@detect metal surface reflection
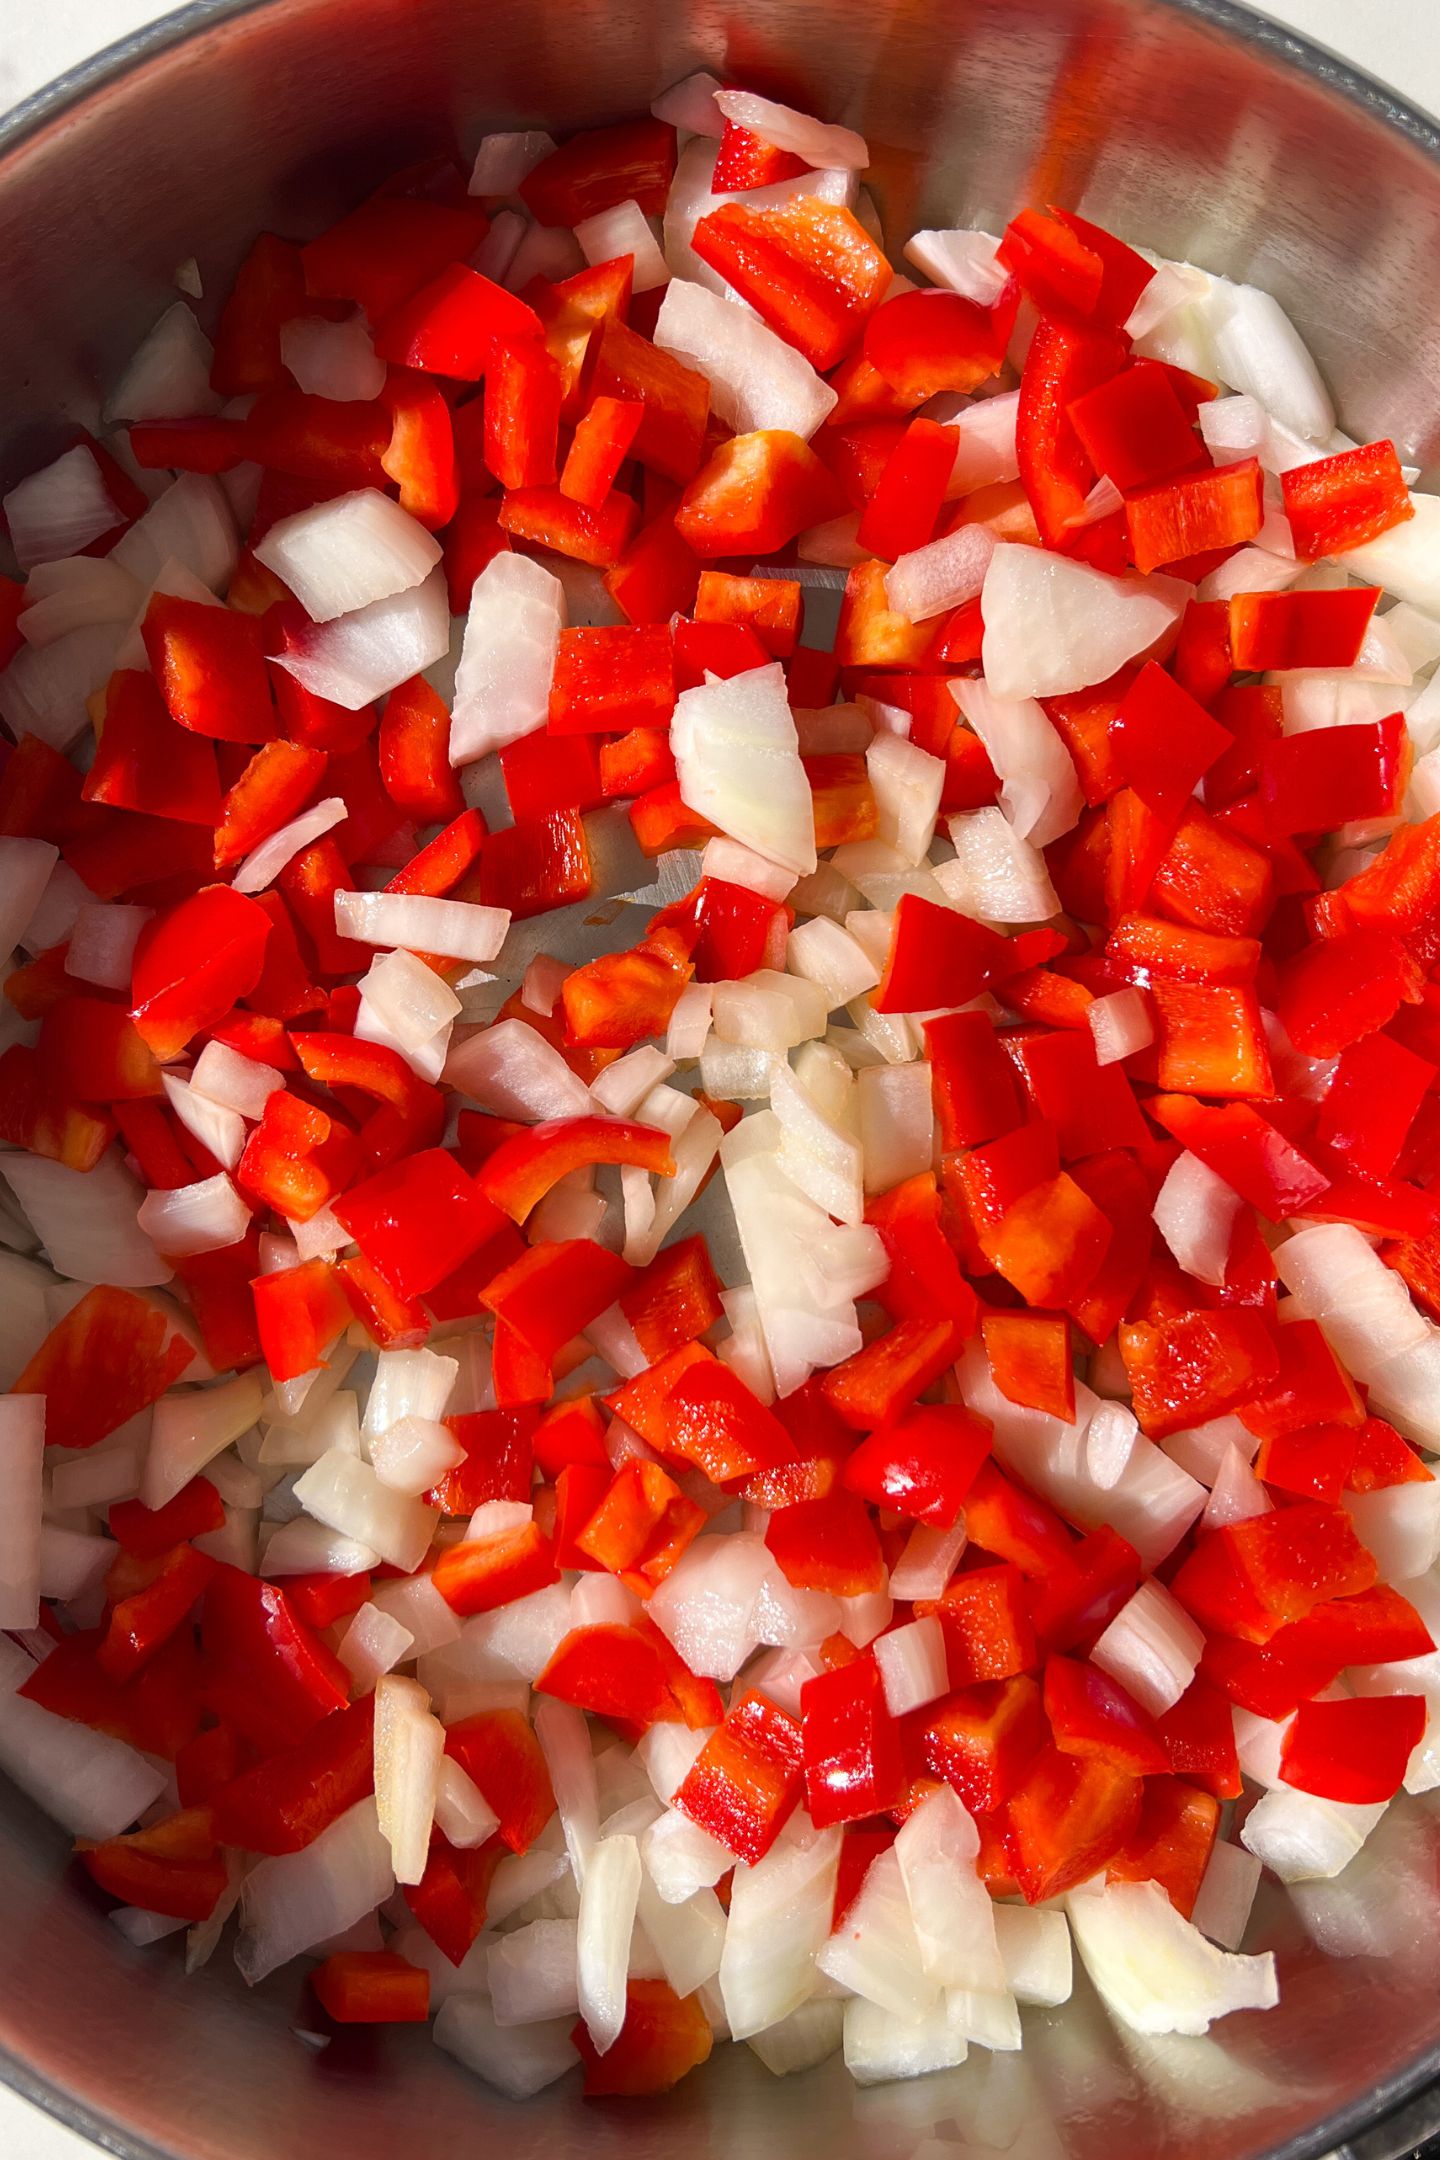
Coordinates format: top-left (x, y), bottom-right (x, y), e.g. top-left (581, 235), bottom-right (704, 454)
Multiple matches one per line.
top-left (2, 3), bottom-right (1440, 2157)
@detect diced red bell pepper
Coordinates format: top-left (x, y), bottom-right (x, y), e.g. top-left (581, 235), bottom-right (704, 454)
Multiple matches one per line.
top-left (212, 739), bottom-right (327, 869)
top-left (842, 1403), bottom-right (990, 1526)
top-left (334, 1149), bottom-right (508, 1300)
top-left (1144, 977), bottom-right (1274, 1098)
top-left (711, 117), bottom-right (808, 190)
top-left (1153, 1678), bottom-right (1242, 1800)
top-left (21, 1628), bottom-right (203, 1762)
top-left (1279, 1695), bottom-right (1426, 1805)
top-left (99, 1542), bottom-right (216, 1683)
top-left (874, 894), bottom-right (1016, 1012)
top-left (0, 731), bottom-right (91, 843)
top-left (13, 1286), bottom-right (194, 1452)
top-left (1044, 1654), bottom-right (1169, 1775)
top-left (692, 198), bottom-right (890, 371)
top-left (571, 1977), bottom-right (712, 2097)
top-left (765, 1489), bottom-right (887, 1595)
top-left (533, 1395), bottom-right (611, 1479)
top-left (561, 926), bottom-right (694, 1048)
top-left (1016, 317), bottom-right (1129, 546)
top-left (1110, 660), bottom-right (1232, 818)
top-left (211, 231), bottom-right (308, 394)
top-left (312, 1950), bottom-right (430, 2024)
top-left (1236, 1319), bottom-right (1362, 1441)
top-left (498, 481), bottom-right (639, 568)
top-left (1316, 1031), bottom-right (1434, 1181)
top-left (1066, 362), bottom-right (1202, 492)
top-left (694, 569), bottom-right (802, 658)
top-left (110, 1478), bottom-right (226, 1560)
top-left (1347, 1418), bottom-right (1434, 1493)
top-left (998, 206), bottom-right (1106, 315)
top-left (301, 192), bottom-right (488, 318)
top-left (473, 806), bottom-right (593, 920)
top-left (618, 1235), bottom-right (724, 1363)
top-left (237, 1087), bottom-right (355, 1221)
top-left (547, 624), bottom-right (676, 734)
top-left (1005, 1027), bottom-right (1148, 1161)
top-left (445, 1708), bottom-right (556, 1852)
top-left (372, 264), bottom-right (543, 380)
top-left (588, 318), bottom-right (711, 484)
top-left (605, 508), bottom-right (702, 624)
top-left (863, 1172), bottom-right (977, 1330)
top-left (1281, 439), bottom-right (1413, 561)
top-left (915, 1672), bottom-right (1045, 1817)
top-left (376, 675), bottom-right (462, 823)
top-left (561, 395), bottom-right (645, 509)
top-left (520, 118), bottom-right (676, 223)
top-left (1107, 1776), bottom-right (1219, 1918)
top-left (427, 1408), bottom-right (536, 1513)
top-left (35, 996), bottom-right (165, 1104)
top-left (924, 1011), bottom-right (1024, 1149)
top-left (856, 418), bottom-right (956, 560)
top-left (1170, 1501), bottom-right (1377, 1645)
top-left (482, 1239), bottom-right (634, 1367)
top-left (83, 669), bottom-right (223, 826)
top-left (1275, 926), bottom-right (1418, 1058)
top-left (674, 427), bottom-right (845, 557)
top-left (404, 1834), bottom-right (504, 1966)
top-left (336, 1253), bottom-right (432, 1349)
top-left (536, 1622), bottom-right (680, 1733)
top-left (671, 616), bottom-right (772, 690)
top-left (962, 1458), bottom-right (1077, 1579)
top-left (380, 370), bottom-right (461, 528)
top-left (1229, 585), bottom-right (1380, 671)
top-left (284, 1571), bottom-right (371, 1633)
top-left (1119, 1307), bottom-right (1277, 1439)
top-left (477, 1115), bottom-right (674, 1224)
top-left (575, 1458), bottom-right (705, 1594)
top-left (0, 1045), bottom-right (112, 1171)
top-left (979, 1172), bottom-right (1113, 1310)
top-left (1124, 458), bottom-right (1263, 574)
top-left (130, 885), bottom-right (273, 1060)
top-left (201, 1565), bottom-right (351, 1754)
top-left (1262, 712), bottom-right (1407, 838)
top-left (77, 1807), bottom-right (227, 1924)
top-left (211, 1694), bottom-right (376, 1854)
top-left (441, 493), bottom-right (510, 613)
top-left (244, 388), bottom-right (391, 490)
top-left (822, 1315), bottom-right (971, 1432)
top-left (982, 1310), bottom-right (1075, 1421)
top-left (432, 1520), bottom-right (559, 1616)
top-left (1253, 1423), bottom-right (1363, 1508)
top-left (175, 1724), bottom-right (242, 1809)
top-left (865, 287), bottom-right (1013, 403)
top-left (919, 1563), bottom-right (1037, 1688)
top-left (170, 1231), bottom-right (265, 1373)
top-left (1002, 1745), bottom-right (1143, 1904)
top-left (800, 1655), bottom-right (906, 1827)
top-left (675, 1688), bottom-right (804, 1862)
top-left (1148, 1095), bottom-right (1328, 1217)
top-left (251, 1258), bottom-right (353, 1382)
top-left (142, 596), bottom-right (278, 744)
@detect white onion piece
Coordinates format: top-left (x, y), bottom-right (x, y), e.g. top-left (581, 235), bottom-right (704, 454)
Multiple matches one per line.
top-left (641, 1806), bottom-right (732, 1905)
top-left (903, 228), bottom-right (1007, 305)
top-left (262, 1518), bottom-right (379, 1576)
top-left (894, 1786), bottom-right (1006, 1996)
top-left (337, 1603), bottom-right (414, 1688)
top-left (953, 677), bottom-right (1083, 848)
top-left (577, 1833), bottom-right (641, 2054)
top-left (451, 552), bottom-right (564, 765)
top-left (107, 303), bottom-right (221, 423)
top-left (980, 542), bottom-right (1186, 704)
top-left (355, 947), bottom-right (460, 1083)
top-left (237, 1798), bottom-right (393, 1984)
top-left (1091, 1581), bottom-right (1205, 1716)
top-left (487, 1916), bottom-right (581, 2024)
top-left (1208, 283), bottom-right (1335, 445)
top-left (1154, 1152), bottom-right (1242, 1288)
top-left (471, 209), bottom-right (528, 285)
top-left (256, 488), bottom-right (440, 623)
top-left (0, 622), bottom-right (123, 751)
top-left (1198, 392), bottom-right (1269, 466)
top-left (370, 1416), bottom-right (465, 1497)
top-left (3, 1152), bottom-right (170, 1288)
top-left (771, 1055), bottom-right (863, 1227)
top-left (992, 1906), bottom-right (1073, 2006)
top-left (468, 129), bottom-right (557, 193)
top-left (866, 733), bottom-right (943, 864)
top-left (278, 314), bottom-right (385, 401)
top-left (434, 1995), bottom-right (575, 2098)
top-left (335, 889), bottom-right (510, 963)
top-left (888, 1519), bottom-right (968, 1603)
top-left (1088, 986), bottom-right (1154, 1066)
top-left (873, 1616), bottom-right (949, 1717)
top-left (18, 557), bottom-right (142, 648)
top-left (111, 473), bottom-right (237, 592)
top-left (230, 796), bottom-right (346, 896)
top-left (445, 1016), bottom-right (593, 1121)
top-left (162, 1073), bottom-right (245, 1173)
top-left (885, 522), bottom-right (995, 624)
top-left (720, 1821), bottom-right (841, 2040)
top-left (654, 279), bottom-right (836, 440)
top-left (430, 1756), bottom-right (500, 1851)
top-left (817, 1846), bottom-right (936, 2018)
top-left (673, 662), bottom-right (817, 877)
top-left (1191, 1842), bottom-right (1263, 1952)
top-left (575, 199), bottom-right (669, 290)
top-left (589, 1046), bottom-right (676, 1119)
top-left (0, 837), bottom-right (60, 960)
top-left (636, 1877), bottom-right (725, 2000)
top-left (935, 807), bottom-right (1055, 926)
top-left (137, 1173), bottom-right (251, 1257)
top-left (189, 1039), bottom-right (284, 1121)
top-left (1240, 1786), bottom-right (1385, 1884)
top-left (786, 916), bottom-right (880, 1006)
top-left (0, 1396), bottom-right (45, 1628)
top-left (292, 1450), bottom-right (438, 1572)
top-left (651, 70), bottom-right (726, 136)
top-left (369, 1575), bottom-right (462, 1662)
top-left (271, 566), bottom-right (449, 709)
top-left (38, 1525), bottom-right (113, 1606)
top-left (145, 1373), bottom-right (264, 1506)
top-left (503, 220), bottom-right (585, 291)
top-left (712, 969), bottom-right (828, 1050)
top-left (373, 1673), bottom-right (443, 1885)
top-left (0, 1636), bottom-right (167, 1838)
top-left (5, 446), bottom-right (124, 569)
top-left (1204, 1445), bottom-right (1272, 1529)
top-left (1067, 1880), bottom-right (1277, 2035)
top-left (842, 1996), bottom-right (966, 2086)
top-left (1275, 1223), bottom-right (1431, 1372)
top-left (1341, 491), bottom-right (1440, 615)
top-left (944, 390), bottom-right (1020, 497)
top-left (535, 1696), bottom-right (600, 1888)
top-left (857, 1062), bottom-right (934, 1193)
top-left (701, 836), bottom-right (797, 901)
top-left (1345, 1482), bottom-right (1440, 1582)
top-left (713, 89), bottom-right (868, 171)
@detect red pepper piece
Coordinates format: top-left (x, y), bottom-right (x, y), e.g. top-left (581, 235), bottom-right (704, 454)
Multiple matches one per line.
top-left (533, 1395), bottom-right (611, 1479)
top-left (561, 927), bottom-right (694, 1048)
top-left (1347, 1418), bottom-right (1433, 1493)
top-left (1125, 458), bottom-right (1263, 574)
top-left (35, 996), bottom-right (165, 1103)
top-left (575, 1459), bottom-right (705, 1594)
top-left (856, 417), bottom-right (956, 560)
top-left (1143, 977), bottom-right (1273, 1098)
top-left (109, 1478), bottom-right (225, 1560)
top-left (77, 1807), bottom-right (227, 1924)
top-left (1154, 1678), bottom-right (1242, 1800)
top-left (864, 1171), bottom-right (977, 1328)
top-left (1107, 914), bottom-right (1260, 985)
top-left (404, 1834), bottom-right (504, 1966)
top-left (745, 1381), bottom-right (857, 1509)
top-left (1274, 926), bottom-right (1418, 1058)
top-left (334, 1149), bottom-right (507, 1300)
top-left (211, 1694), bottom-right (376, 1854)
top-left (373, 264), bottom-right (543, 380)
top-left (301, 195), bottom-right (488, 320)
top-left (982, 1310), bottom-right (1075, 1421)
top-left (1229, 585), bottom-right (1381, 670)
top-left (440, 493), bottom-right (510, 613)
top-left (1002, 1745), bottom-right (1143, 1904)
top-left (1237, 1319), bottom-right (1362, 1442)
top-left (130, 416), bottom-right (249, 473)
top-left (999, 207), bottom-right (1104, 316)
top-left (484, 341), bottom-right (562, 490)
top-left (571, 1977), bottom-right (712, 2097)
top-left (1261, 712), bottom-right (1406, 836)
top-left (618, 1234), bottom-right (724, 1363)
top-left (674, 427), bottom-right (845, 557)
top-left (0, 732), bottom-right (91, 843)
top-left (765, 1489), bottom-right (887, 1595)
top-left (1120, 1307), bottom-right (1277, 1439)
top-left (916, 1674), bottom-right (1046, 1815)
top-left (142, 596), bottom-right (278, 744)
top-left (83, 669), bottom-right (223, 826)
top-left (312, 1950), bottom-right (430, 2024)
top-left (1316, 1031), bottom-right (1434, 1181)
top-left (962, 1459), bottom-right (1077, 1578)
top-left (499, 481), bottom-right (640, 568)
top-left (380, 370), bottom-right (461, 529)
top-left (1067, 362), bottom-right (1202, 491)
top-left (821, 1315), bottom-right (971, 1431)
top-left (536, 1622), bottom-right (681, 1732)
top-left (1029, 1524), bottom-right (1143, 1656)
top-left (1171, 596), bottom-right (1235, 706)
top-left (482, 1240), bottom-right (634, 1366)
top-left (1279, 1695), bottom-right (1426, 1805)
top-left (865, 287), bottom-right (1013, 403)
top-left (473, 807), bottom-right (593, 919)
top-left (979, 1172), bottom-right (1112, 1309)
top-left (1016, 317), bottom-right (1129, 546)
top-left (285, 1571), bottom-right (371, 1632)
top-left (520, 119), bottom-right (676, 223)
top-left (1110, 660), bottom-right (1232, 818)
top-left (675, 1689), bottom-right (804, 1862)
top-left (692, 198), bottom-right (890, 371)
top-left (445, 1709), bottom-right (556, 1852)
top-left (171, 1231), bottom-right (265, 1372)
top-left (1253, 1422), bottom-right (1363, 1507)
top-left (671, 617), bottom-right (771, 689)
top-left (1148, 1095), bottom-right (1328, 1217)
top-left (1107, 1776), bottom-right (1219, 1918)
top-left (338, 1252), bottom-right (431, 1349)
top-left (561, 395), bottom-right (645, 509)
top-left (432, 1520), bottom-right (560, 1616)
top-left (842, 1403), bottom-right (991, 1526)
top-left (694, 569), bottom-right (803, 657)
top-left (237, 1087), bottom-right (355, 1221)
top-left (605, 508), bottom-right (703, 624)
top-left (427, 1408), bottom-right (536, 1512)
top-left (211, 231), bottom-right (308, 395)
top-left (710, 117), bottom-right (808, 189)
top-left (213, 739), bottom-right (327, 869)
top-left (628, 780), bottom-right (718, 856)
top-left (618, 1348), bottom-right (789, 1483)
top-left (243, 388), bottom-right (392, 490)
top-left (801, 1656), bottom-right (906, 1828)
top-left (1281, 439), bottom-right (1413, 561)
top-left (600, 727), bottom-right (675, 799)
top-left (251, 1258), bottom-right (353, 1382)
top-left (13, 1286), bottom-right (193, 1452)
top-left (1044, 1653), bottom-right (1169, 1775)
top-left (201, 1565), bottom-right (351, 1754)
top-left (1005, 1028), bottom-right (1148, 1161)
top-left (99, 1542), bottom-right (216, 1682)
top-left (874, 894), bottom-right (1016, 1012)
top-left (921, 1564), bottom-right (1037, 1686)
top-left (547, 624), bottom-right (676, 734)
top-left (588, 318), bottom-right (711, 483)
top-left (175, 1724), bottom-right (241, 1809)
top-left (20, 1628), bottom-right (203, 1762)
top-left (1170, 1501), bottom-right (1377, 1644)
top-left (375, 676), bottom-right (462, 823)
top-left (924, 1011), bottom-right (1024, 1149)
top-left (130, 885), bottom-right (273, 1060)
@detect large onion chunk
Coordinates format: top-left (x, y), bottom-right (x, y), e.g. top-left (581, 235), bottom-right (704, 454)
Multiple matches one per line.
top-left (1066, 1879), bottom-right (1278, 2035)
top-left (451, 552), bottom-right (565, 765)
top-left (672, 662), bottom-right (817, 877)
top-left (654, 279), bottom-right (837, 440)
top-left (255, 489), bottom-right (441, 623)
top-left (980, 542), bottom-right (1187, 703)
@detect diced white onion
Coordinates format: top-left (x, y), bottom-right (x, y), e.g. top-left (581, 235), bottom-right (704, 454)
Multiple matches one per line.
top-left (945, 390), bottom-right (1020, 497)
top-left (1067, 1880), bottom-right (1277, 2035)
top-left (866, 733), bottom-right (943, 865)
top-left (904, 228), bottom-right (1007, 306)
top-left (673, 663), bottom-right (817, 877)
top-left (816, 1845), bottom-right (936, 2018)
top-left (575, 199), bottom-right (669, 290)
top-left (856, 1061), bottom-right (934, 1193)
top-left (356, 947), bottom-right (460, 1082)
top-left (137, 1173), bottom-right (252, 1257)
top-left (445, 1016), bottom-right (593, 1121)
top-left (1239, 1786), bottom-right (1385, 1884)
top-left (279, 314), bottom-right (386, 401)
top-left (4, 446), bottom-right (124, 570)
top-left (162, 1072), bottom-right (245, 1173)
top-left (1208, 281), bottom-right (1335, 446)
top-left (433, 1994), bottom-right (576, 2098)
top-left (884, 522), bottom-right (996, 624)
top-left (577, 1832), bottom-right (641, 2054)
top-left (1191, 1841), bottom-right (1263, 1951)
top-left (1153, 1151), bottom-right (1242, 1288)
top-left (144, 1372), bottom-right (264, 1506)
top-left (712, 90), bottom-right (868, 171)
top-left (953, 676), bottom-right (1084, 849)
top-left (651, 70), bottom-right (726, 137)
top-left (107, 303), bottom-right (221, 424)
top-left (980, 542), bottom-right (1187, 705)
top-left (451, 552), bottom-right (565, 765)
top-left (111, 474), bottom-right (237, 592)
top-left (337, 1603), bottom-right (415, 1689)
top-left (720, 1821), bottom-right (841, 2040)
top-left (468, 130), bottom-right (558, 194)
top-left (873, 1614), bottom-right (949, 1716)
top-left (993, 1905), bottom-right (1073, 2005)
top-left (0, 837), bottom-right (61, 961)
top-left (189, 1039), bottom-right (285, 1121)
top-left (292, 1450), bottom-right (438, 1572)
top-left (335, 889), bottom-right (510, 964)
top-left (237, 1798), bottom-right (394, 1984)
top-left (1090, 1580), bottom-right (1205, 1716)
top-left (654, 279), bottom-right (836, 440)
top-left (0, 1635), bottom-right (167, 1838)
top-left (373, 1673), bottom-right (444, 1885)
top-left (271, 566), bottom-right (450, 709)
top-left (256, 488), bottom-right (441, 624)
top-left (1088, 986), bottom-right (1154, 1066)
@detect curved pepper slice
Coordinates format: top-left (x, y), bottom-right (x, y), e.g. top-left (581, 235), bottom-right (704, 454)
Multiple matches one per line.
top-left (130, 885), bottom-right (273, 1060)
top-left (77, 1805), bottom-right (227, 1922)
top-left (478, 1115), bottom-right (675, 1223)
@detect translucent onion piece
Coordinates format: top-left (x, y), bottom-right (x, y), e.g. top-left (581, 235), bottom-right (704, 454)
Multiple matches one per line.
top-left (842, 1995), bottom-right (967, 2086)
top-left (1342, 491), bottom-right (1440, 616)
top-left (651, 70), bottom-right (726, 136)
top-left (895, 1785), bottom-right (1007, 1994)
top-left (874, 1614), bottom-right (949, 1716)
top-left (292, 1450), bottom-right (438, 1572)
top-left (334, 889), bottom-right (510, 963)
top-left (4, 445), bottom-right (122, 570)
top-left (270, 566), bottom-right (450, 710)
top-left (145, 1373), bottom-right (265, 1507)
top-left (1208, 281), bottom-right (1335, 445)
top-left (137, 1173), bottom-right (252, 1257)
top-left (433, 1995), bottom-right (576, 2099)
top-left (0, 836), bottom-right (60, 961)
top-left (236, 1798), bottom-right (394, 1984)
top-left (1153, 1151), bottom-right (1242, 1288)
top-left (654, 278), bottom-right (837, 440)
top-left (953, 677), bottom-right (1083, 848)
top-left (1088, 985), bottom-right (1154, 1066)
top-left (18, 558), bottom-right (141, 649)
top-left (866, 733), bottom-right (944, 863)
top-left (1240, 1785), bottom-right (1386, 1884)
top-left (189, 1039), bottom-right (285, 1121)
top-left (672, 662), bottom-right (818, 877)
top-left (278, 314), bottom-right (386, 402)
top-left (980, 542), bottom-right (1187, 706)
top-left (107, 302), bottom-right (221, 424)
top-left (451, 552), bottom-right (565, 764)
top-left (1067, 1879), bottom-right (1278, 2036)
top-left (713, 89), bottom-right (868, 171)
top-left (577, 1832), bottom-right (641, 2053)
top-left (884, 522), bottom-right (996, 624)
top-left (535, 1696), bottom-right (601, 1887)
top-left (992, 1905), bottom-right (1073, 2005)
top-left (903, 228), bottom-right (1007, 305)
top-left (719, 1820), bottom-right (842, 2039)
top-left (445, 1016), bottom-right (594, 1121)
top-left (468, 130), bottom-right (557, 193)
top-left (857, 1062), bottom-right (934, 1195)
top-left (337, 1603), bottom-right (414, 1689)
top-left (1190, 1841), bottom-right (1263, 1951)
top-left (575, 199), bottom-right (669, 290)
top-left (816, 1846), bottom-right (938, 2018)
top-left (0, 1635), bottom-right (167, 1839)
top-left (163, 1072), bottom-right (245, 1172)
top-left (374, 1673), bottom-right (444, 1885)
top-left (256, 488), bottom-right (441, 623)
top-left (945, 390), bottom-right (1020, 497)
top-left (111, 474), bottom-right (238, 592)
top-left (940, 805), bottom-right (1058, 924)
top-left (1090, 1580), bottom-right (1205, 1716)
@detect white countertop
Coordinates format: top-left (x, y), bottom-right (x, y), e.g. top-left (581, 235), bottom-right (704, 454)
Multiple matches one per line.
top-left (1, 0), bottom-right (1437, 2153)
